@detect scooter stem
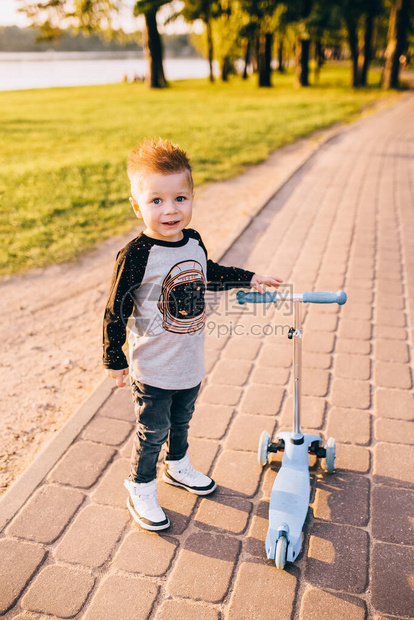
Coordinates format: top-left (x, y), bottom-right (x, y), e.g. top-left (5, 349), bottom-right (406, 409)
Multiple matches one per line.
top-left (293, 301), bottom-right (303, 438)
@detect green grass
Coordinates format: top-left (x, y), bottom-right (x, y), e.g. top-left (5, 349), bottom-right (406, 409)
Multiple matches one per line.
top-left (0, 62), bottom-right (398, 276)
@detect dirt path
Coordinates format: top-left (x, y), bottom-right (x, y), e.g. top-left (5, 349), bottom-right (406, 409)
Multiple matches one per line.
top-left (0, 124), bottom-right (373, 494)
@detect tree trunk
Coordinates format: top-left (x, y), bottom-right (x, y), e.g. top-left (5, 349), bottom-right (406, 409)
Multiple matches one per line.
top-left (221, 55), bottom-right (231, 81)
top-left (258, 31), bottom-right (272, 87)
top-left (383, 0), bottom-right (410, 89)
top-left (206, 18), bottom-right (214, 83)
top-left (278, 39), bottom-right (284, 73)
top-left (144, 10), bottom-right (167, 89)
top-left (314, 38), bottom-right (322, 82)
top-left (345, 15), bottom-right (360, 87)
top-left (296, 38), bottom-right (310, 86)
top-left (243, 38), bottom-right (251, 79)
top-left (360, 10), bottom-right (374, 86)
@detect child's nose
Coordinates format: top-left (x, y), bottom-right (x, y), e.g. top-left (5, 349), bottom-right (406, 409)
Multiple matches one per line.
top-left (163, 201), bottom-right (178, 213)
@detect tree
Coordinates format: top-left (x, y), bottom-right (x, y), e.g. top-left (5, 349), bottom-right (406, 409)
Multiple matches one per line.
top-left (133, 0), bottom-right (170, 88)
top-left (240, 0), bottom-right (279, 87)
top-left (18, 0), bottom-right (170, 88)
top-left (182, 0), bottom-right (222, 82)
top-left (383, 0), bottom-right (411, 88)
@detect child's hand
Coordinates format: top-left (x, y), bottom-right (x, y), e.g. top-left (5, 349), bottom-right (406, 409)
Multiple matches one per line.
top-left (105, 367), bottom-right (129, 388)
top-left (250, 274), bottom-right (284, 295)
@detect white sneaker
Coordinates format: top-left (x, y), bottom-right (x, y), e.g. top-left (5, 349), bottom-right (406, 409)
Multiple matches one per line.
top-left (163, 453), bottom-right (217, 495)
top-left (124, 479), bottom-right (170, 531)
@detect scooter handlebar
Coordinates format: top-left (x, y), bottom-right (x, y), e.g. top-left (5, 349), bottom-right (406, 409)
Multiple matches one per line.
top-left (236, 290), bottom-right (347, 305)
top-left (302, 290), bottom-right (347, 305)
top-left (236, 291), bottom-right (277, 305)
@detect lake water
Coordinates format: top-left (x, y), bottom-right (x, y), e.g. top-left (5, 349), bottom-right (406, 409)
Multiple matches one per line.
top-left (0, 52), bottom-right (212, 91)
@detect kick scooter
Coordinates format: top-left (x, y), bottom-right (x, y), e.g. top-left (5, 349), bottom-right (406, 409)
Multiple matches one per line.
top-left (237, 289), bottom-right (347, 569)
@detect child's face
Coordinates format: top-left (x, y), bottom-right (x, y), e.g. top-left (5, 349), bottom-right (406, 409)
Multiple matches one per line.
top-left (130, 171), bottom-right (193, 243)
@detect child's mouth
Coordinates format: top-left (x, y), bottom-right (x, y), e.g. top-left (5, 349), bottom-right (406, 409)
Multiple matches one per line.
top-left (163, 221), bottom-right (180, 227)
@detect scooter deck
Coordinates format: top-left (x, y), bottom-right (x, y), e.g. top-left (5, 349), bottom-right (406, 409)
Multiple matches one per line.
top-left (265, 432), bottom-right (321, 562)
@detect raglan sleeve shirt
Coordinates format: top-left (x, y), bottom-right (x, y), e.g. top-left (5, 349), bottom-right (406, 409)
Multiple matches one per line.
top-left (102, 229), bottom-right (255, 379)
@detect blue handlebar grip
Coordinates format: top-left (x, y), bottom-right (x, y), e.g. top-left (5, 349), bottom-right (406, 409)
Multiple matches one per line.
top-left (236, 291), bottom-right (278, 305)
top-left (303, 290), bottom-right (347, 305)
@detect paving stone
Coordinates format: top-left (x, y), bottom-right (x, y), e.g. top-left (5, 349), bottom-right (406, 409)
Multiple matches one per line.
top-left (225, 414), bottom-right (275, 452)
top-left (97, 386), bottom-right (135, 422)
top-left (222, 336), bottom-right (262, 360)
top-left (157, 482), bottom-right (198, 535)
top-left (83, 574), bottom-right (158, 620)
top-left (81, 415), bottom-right (132, 446)
top-left (299, 588), bottom-right (366, 620)
top-left (375, 307), bottom-right (406, 327)
top-left (326, 408), bottom-right (371, 445)
top-left (374, 388), bottom-right (414, 420)
top-left (240, 384), bottom-right (285, 415)
top-left (335, 338), bottom-right (371, 355)
top-left (250, 365), bottom-right (290, 385)
top-left (335, 444), bottom-right (370, 473)
top-left (306, 521), bottom-right (368, 593)
top-left (113, 530), bottom-right (178, 575)
top-left (0, 539), bottom-right (46, 614)
top-left (374, 418), bottom-right (414, 444)
top-left (91, 458), bottom-right (129, 508)
top-left (167, 532), bottom-right (241, 603)
top-left (188, 437), bottom-right (219, 474)
top-left (195, 494), bottom-right (252, 534)
top-left (372, 543), bottom-right (414, 617)
top-left (280, 395), bottom-right (326, 429)
top-left (330, 379), bottom-right (371, 409)
top-left (120, 433), bottom-right (134, 457)
top-left (374, 361), bottom-right (412, 389)
top-left (305, 313), bottom-right (338, 332)
top-left (374, 324), bottom-right (407, 340)
top-left (257, 343), bottom-right (292, 368)
top-left (245, 511), bottom-right (269, 559)
top-left (313, 472), bottom-right (369, 527)
top-left (339, 320), bottom-right (372, 341)
top-left (189, 403), bottom-right (234, 440)
top-left (374, 442), bottom-right (414, 486)
top-left (209, 359), bottom-right (252, 386)
top-left (303, 351), bottom-right (332, 369)
top-left (345, 287), bottom-right (373, 304)
top-left (205, 332), bottom-right (230, 351)
top-left (199, 384), bottom-right (242, 406)
top-left (48, 441), bottom-right (116, 488)
top-left (374, 339), bottom-right (409, 363)
top-left (213, 450), bottom-right (261, 497)
top-left (341, 302), bottom-right (372, 321)
top-left (372, 485), bottom-right (414, 545)
top-left (303, 332), bottom-right (336, 353)
top-left (205, 348), bottom-right (220, 372)
top-left (54, 504), bottom-right (129, 567)
top-left (21, 565), bottom-right (94, 617)
top-left (334, 354), bottom-right (371, 380)
top-left (156, 599), bottom-right (219, 620)
top-left (377, 293), bottom-right (404, 309)
top-left (6, 484), bottom-right (85, 544)
top-left (227, 561), bottom-right (297, 620)
top-left (302, 368), bottom-right (330, 397)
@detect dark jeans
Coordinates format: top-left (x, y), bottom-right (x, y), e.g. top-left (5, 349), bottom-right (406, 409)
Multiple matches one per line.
top-left (129, 380), bottom-right (201, 483)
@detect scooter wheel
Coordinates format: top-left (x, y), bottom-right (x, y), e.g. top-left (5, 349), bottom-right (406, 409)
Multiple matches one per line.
top-left (325, 437), bottom-right (336, 474)
top-left (275, 535), bottom-right (287, 570)
top-left (258, 431), bottom-right (270, 467)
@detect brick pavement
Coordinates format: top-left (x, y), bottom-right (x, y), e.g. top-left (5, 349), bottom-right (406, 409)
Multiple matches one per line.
top-left (1, 93), bottom-right (414, 619)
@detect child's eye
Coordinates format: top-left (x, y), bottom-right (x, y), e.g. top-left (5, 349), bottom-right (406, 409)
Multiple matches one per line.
top-left (152, 198), bottom-right (161, 205)
top-left (176, 196), bottom-right (186, 202)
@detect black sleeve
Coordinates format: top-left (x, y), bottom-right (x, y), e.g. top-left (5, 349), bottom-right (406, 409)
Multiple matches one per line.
top-left (189, 229), bottom-right (255, 291)
top-left (102, 240), bottom-right (150, 370)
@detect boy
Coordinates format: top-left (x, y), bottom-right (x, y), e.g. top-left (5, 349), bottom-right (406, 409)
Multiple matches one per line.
top-left (103, 138), bottom-right (283, 531)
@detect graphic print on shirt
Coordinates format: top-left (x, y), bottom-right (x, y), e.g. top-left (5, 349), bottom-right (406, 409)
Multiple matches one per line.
top-left (157, 260), bottom-right (206, 334)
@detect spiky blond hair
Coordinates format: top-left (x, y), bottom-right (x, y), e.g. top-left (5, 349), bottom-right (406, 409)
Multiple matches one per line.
top-left (127, 137), bottom-right (193, 195)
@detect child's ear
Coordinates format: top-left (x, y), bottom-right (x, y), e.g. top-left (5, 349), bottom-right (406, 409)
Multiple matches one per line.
top-left (129, 196), bottom-right (141, 218)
